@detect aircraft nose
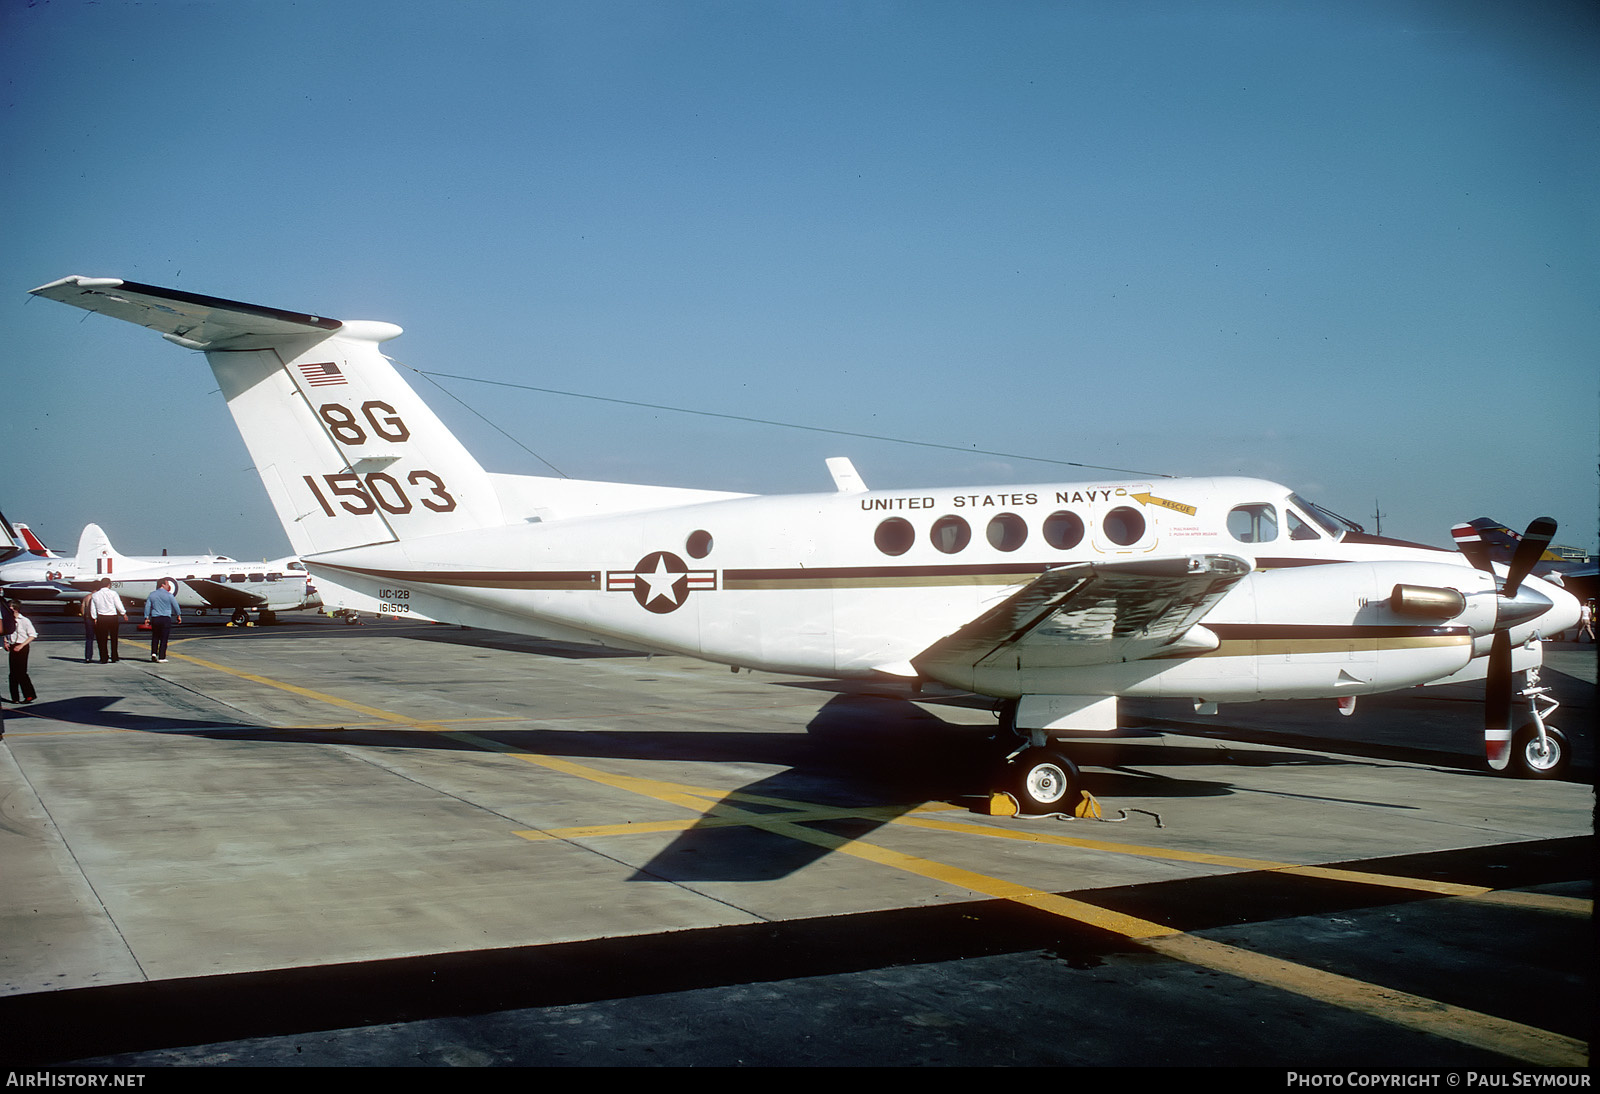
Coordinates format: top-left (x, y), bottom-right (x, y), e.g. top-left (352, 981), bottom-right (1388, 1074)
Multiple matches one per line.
top-left (1531, 575), bottom-right (1581, 637)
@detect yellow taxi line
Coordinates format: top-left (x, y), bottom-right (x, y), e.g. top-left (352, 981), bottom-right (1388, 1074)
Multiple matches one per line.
top-left (514, 804), bottom-right (921, 842)
top-left (453, 732), bottom-right (1585, 1065)
top-left (166, 649), bottom-right (454, 731)
top-left (1143, 933), bottom-right (1584, 1067)
top-left (168, 653), bottom-right (1587, 1066)
top-left (894, 816), bottom-right (1593, 915)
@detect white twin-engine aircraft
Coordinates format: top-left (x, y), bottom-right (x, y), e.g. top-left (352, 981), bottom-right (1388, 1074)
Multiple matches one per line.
top-left (0, 517), bottom-right (318, 622)
top-left (30, 276), bottom-right (1581, 810)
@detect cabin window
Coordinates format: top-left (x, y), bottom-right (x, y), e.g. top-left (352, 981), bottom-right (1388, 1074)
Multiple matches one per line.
top-left (1103, 506), bottom-right (1146, 546)
top-left (930, 515), bottom-right (971, 554)
top-left (267, 573), bottom-right (283, 582)
top-left (686, 530), bottom-right (713, 559)
top-left (229, 574), bottom-right (246, 583)
top-left (210, 574), bottom-right (226, 582)
top-left (1227, 504), bottom-right (1278, 544)
top-left (1042, 510), bottom-right (1084, 550)
top-left (248, 573), bottom-right (265, 583)
top-left (874, 517), bottom-right (915, 556)
top-left (986, 513), bottom-right (1028, 552)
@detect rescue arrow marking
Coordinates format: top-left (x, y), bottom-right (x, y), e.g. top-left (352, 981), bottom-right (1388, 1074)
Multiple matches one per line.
top-left (1129, 491), bottom-right (1197, 515)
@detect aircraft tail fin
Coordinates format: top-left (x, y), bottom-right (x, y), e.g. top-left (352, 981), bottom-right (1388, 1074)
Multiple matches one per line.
top-left (31, 277), bottom-right (506, 557)
top-left (15, 523), bottom-right (54, 556)
top-left (75, 524), bottom-right (126, 577)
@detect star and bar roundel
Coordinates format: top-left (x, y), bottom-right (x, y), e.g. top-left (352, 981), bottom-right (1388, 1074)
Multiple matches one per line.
top-left (606, 551), bottom-right (716, 614)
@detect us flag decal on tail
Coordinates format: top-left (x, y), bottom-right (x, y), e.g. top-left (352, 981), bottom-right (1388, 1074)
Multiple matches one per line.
top-left (297, 362), bottom-right (347, 387)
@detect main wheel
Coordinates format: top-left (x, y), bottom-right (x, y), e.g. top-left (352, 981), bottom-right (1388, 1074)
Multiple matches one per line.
top-left (1008, 748), bottom-right (1081, 814)
top-left (1510, 723), bottom-right (1569, 779)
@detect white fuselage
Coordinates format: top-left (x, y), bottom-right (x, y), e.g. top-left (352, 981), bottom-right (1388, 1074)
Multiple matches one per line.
top-left (306, 475), bottom-right (1578, 705)
top-left (113, 560), bottom-right (319, 614)
top-left (1, 552), bottom-right (318, 613)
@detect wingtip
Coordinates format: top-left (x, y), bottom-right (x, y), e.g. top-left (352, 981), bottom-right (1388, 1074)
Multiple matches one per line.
top-left (29, 275), bottom-right (123, 295)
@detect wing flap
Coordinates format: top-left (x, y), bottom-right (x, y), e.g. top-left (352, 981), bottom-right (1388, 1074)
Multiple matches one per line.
top-left (29, 277), bottom-right (341, 348)
top-left (913, 554), bottom-right (1251, 682)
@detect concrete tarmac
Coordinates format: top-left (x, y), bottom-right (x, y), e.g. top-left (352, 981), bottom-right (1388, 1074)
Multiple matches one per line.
top-left (0, 614), bottom-right (1591, 1068)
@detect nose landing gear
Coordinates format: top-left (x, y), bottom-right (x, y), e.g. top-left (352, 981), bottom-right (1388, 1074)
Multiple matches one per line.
top-left (1508, 668), bottom-right (1569, 780)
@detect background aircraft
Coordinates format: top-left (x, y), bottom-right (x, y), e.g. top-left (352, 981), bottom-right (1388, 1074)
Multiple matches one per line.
top-left (76, 524), bottom-right (322, 624)
top-left (0, 514), bottom-right (87, 605)
top-left (0, 517), bottom-right (320, 623)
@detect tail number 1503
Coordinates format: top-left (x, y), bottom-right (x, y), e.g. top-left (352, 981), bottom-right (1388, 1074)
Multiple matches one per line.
top-left (306, 401), bottom-right (457, 516)
top-left (303, 470), bottom-right (457, 516)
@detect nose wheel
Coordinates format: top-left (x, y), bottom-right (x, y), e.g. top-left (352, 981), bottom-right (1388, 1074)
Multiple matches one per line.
top-left (1511, 722), bottom-right (1568, 779)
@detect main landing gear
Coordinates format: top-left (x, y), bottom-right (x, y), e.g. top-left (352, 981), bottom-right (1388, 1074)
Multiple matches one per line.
top-left (1005, 746), bottom-right (1082, 814)
top-left (992, 701), bottom-right (1084, 815)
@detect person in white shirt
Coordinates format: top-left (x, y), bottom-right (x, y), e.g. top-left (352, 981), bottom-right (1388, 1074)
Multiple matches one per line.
top-left (5, 600), bottom-right (36, 702)
top-left (87, 579), bottom-right (127, 663)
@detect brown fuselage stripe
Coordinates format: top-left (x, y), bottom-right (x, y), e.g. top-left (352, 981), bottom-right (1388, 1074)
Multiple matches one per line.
top-left (314, 564), bottom-right (600, 591)
top-left (312, 559), bottom-right (1396, 595)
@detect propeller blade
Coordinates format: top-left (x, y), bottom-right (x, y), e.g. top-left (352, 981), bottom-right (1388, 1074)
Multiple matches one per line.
top-left (1484, 630), bottom-right (1513, 771)
top-left (1503, 517), bottom-right (1556, 598)
top-left (1451, 523), bottom-right (1493, 573)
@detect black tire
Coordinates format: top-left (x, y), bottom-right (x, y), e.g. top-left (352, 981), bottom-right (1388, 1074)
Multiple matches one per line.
top-left (1008, 747), bottom-right (1081, 814)
top-left (1509, 723), bottom-right (1569, 780)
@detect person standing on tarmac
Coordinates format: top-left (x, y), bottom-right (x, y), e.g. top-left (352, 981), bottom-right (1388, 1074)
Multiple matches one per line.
top-left (87, 578), bottom-right (127, 663)
top-left (5, 600), bottom-right (37, 703)
top-left (144, 578), bottom-right (181, 662)
top-left (81, 594), bottom-right (96, 662)
top-left (0, 597), bottom-right (13, 735)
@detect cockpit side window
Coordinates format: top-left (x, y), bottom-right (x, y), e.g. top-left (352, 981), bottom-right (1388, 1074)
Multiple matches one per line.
top-left (1227, 504), bottom-right (1279, 544)
top-left (1286, 508), bottom-right (1321, 541)
top-left (1288, 493), bottom-right (1363, 540)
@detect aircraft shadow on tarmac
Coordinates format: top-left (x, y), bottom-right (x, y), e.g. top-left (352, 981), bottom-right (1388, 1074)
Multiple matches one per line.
top-left (0, 695), bottom-right (268, 737)
top-left (2, 685), bottom-right (1390, 885)
top-left (624, 691), bottom-right (1362, 884)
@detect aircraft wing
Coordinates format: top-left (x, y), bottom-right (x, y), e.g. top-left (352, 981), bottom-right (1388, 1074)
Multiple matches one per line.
top-left (0, 580), bottom-right (88, 603)
top-left (182, 580), bottom-right (268, 609)
top-left (912, 554), bottom-right (1251, 685)
top-left (29, 277), bottom-right (341, 349)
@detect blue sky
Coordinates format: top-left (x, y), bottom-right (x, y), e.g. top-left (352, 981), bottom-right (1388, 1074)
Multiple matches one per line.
top-left (3, 0), bottom-right (1596, 559)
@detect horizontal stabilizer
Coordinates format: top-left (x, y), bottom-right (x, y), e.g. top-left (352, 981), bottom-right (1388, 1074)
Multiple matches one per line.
top-left (29, 276), bottom-right (342, 349)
